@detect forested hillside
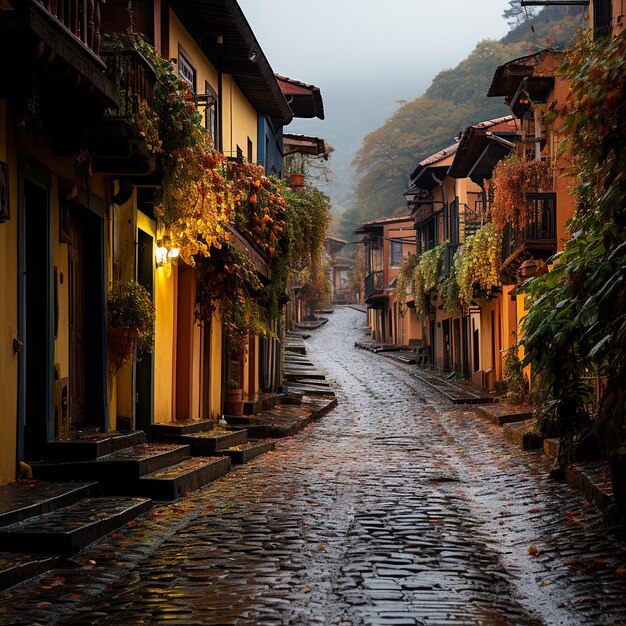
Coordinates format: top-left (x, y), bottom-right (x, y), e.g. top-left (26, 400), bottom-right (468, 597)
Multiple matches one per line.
top-left (338, 6), bottom-right (583, 238)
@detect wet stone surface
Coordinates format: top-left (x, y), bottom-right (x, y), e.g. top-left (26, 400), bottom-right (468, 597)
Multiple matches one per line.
top-left (2, 307), bottom-right (626, 625)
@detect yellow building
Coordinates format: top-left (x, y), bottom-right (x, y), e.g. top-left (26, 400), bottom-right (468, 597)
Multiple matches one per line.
top-left (0, 0), bottom-right (298, 484)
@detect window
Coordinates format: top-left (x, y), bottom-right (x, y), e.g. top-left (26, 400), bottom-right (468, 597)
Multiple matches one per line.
top-left (247, 137), bottom-right (253, 163)
top-left (390, 240), bottom-right (403, 267)
top-left (204, 81), bottom-right (219, 147)
top-left (594, 0), bottom-right (613, 39)
top-left (178, 47), bottom-right (196, 93)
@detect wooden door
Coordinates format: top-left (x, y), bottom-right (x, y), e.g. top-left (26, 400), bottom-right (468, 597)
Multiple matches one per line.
top-left (68, 209), bottom-right (86, 426)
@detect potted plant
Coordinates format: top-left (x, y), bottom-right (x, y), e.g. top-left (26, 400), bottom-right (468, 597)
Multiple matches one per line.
top-left (224, 377), bottom-right (244, 416)
top-left (107, 280), bottom-right (156, 375)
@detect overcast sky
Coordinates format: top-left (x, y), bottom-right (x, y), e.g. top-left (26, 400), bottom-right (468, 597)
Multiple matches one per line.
top-left (238, 0), bottom-right (512, 202)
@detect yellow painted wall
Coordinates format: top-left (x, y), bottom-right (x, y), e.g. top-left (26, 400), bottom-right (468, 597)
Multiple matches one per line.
top-left (114, 196), bottom-right (137, 425)
top-left (169, 13), bottom-right (219, 100)
top-left (169, 11), bottom-right (258, 162)
top-left (0, 101), bottom-right (18, 483)
top-left (210, 307), bottom-right (223, 418)
top-left (221, 75), bottom-right (258, 161)
top-left (154, 259), bottom-right (175, 423)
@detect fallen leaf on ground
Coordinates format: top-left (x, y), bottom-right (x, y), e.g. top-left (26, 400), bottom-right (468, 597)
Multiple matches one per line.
top-left (616, 566), bottom-right (626, 576)
top-left (299, 586), bottom-right (311, 593)
top-left (528, 546), bottom-right (539, 556)
top-left (316, 544), bottom-right (325, 552)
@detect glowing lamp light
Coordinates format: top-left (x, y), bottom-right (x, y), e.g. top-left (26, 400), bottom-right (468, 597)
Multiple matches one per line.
top-left (155, 246), bottom-right (168, 267)
top-left (167, 247), bottom-right (180, 259)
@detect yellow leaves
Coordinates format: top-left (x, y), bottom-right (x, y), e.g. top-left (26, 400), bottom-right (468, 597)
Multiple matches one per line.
top-left (528, 545), bottom-right (539, 556)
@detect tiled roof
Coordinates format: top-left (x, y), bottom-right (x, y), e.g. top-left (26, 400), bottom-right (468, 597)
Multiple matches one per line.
top-left (276, 74), bottom-right (325, 120)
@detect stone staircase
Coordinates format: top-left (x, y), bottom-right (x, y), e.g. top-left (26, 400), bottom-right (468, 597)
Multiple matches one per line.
top-left (30, 431), bottom-right (230, 501)
top-left (151, 419), bottom-right (275, 466)
top-left (0, 481), bottom-right (151, 590)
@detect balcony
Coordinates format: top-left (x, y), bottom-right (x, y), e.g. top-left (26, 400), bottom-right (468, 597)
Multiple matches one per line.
top-left (501, 192), bottom-right (557, 283)
top-left (86, 47), bottom-right (158, 174)
top-left (0, 0), bottom-right (118, 127)
top-left (442, 243), bottom-right (460, 277)
top-left (364, 270), bottom-right (384, 302)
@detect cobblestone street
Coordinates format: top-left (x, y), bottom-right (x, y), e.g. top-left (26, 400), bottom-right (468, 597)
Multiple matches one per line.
top-left (2, 307), bottom-right (626, 626)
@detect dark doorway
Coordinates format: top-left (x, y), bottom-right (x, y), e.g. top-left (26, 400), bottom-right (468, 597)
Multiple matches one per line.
top-left (442, 319), bottom-right (451, 371)
top-left (429, 320), bottom-right (436, 367)
top-left (20, 176), bottom-right (52, 460)
top-left (136, 229), bottom-right (154, 432)
top-left (68, 207), bottom-right (87, 425)
top-left (67, 203), bottom-right (107, 432)
top-left (453, 318), bottom-right (462, 373)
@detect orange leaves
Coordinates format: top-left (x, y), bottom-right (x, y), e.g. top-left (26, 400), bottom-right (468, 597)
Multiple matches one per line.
top-left (488, 152), bottom-right (554, 232)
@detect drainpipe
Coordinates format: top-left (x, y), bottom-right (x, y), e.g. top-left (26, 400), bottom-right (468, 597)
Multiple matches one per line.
top-left (431, 171), bottom-right (447, 241)
top-left (534, 108), bottom-right (542, 161)
top-left (217, 70), bottom-right (223, 153)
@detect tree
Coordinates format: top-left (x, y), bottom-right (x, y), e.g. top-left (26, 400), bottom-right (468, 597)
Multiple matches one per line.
top-left (502, 1), bottom-right (536, 27)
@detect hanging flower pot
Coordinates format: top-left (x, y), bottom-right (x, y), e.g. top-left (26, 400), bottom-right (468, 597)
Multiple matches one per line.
top-left (107, 280), bottom-right (155, 377)
top-left (288, 173), bottom-right (305, 188)
top-left (107, 327), bottom-right (140, 376)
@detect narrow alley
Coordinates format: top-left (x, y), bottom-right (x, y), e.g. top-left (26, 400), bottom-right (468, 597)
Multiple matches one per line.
top-left (1, 307), bottom-right (625, 626)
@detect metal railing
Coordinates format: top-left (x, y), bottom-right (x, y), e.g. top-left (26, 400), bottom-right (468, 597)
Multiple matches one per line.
top-left (502, 192), bottom-right (556, 260)
top-left (36, 0), bottom-right (104, 56)
top-left (364, 270), bottom-right (384, 299)
top-left (101, 49), bottom-right (156, 119)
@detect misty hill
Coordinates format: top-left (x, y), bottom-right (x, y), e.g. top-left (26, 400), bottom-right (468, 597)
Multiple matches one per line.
top-left (338, 6), bottom-right (584, 239)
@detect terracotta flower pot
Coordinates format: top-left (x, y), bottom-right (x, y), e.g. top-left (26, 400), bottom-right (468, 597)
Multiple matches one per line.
top-left (288, 173), bottom-right (305, 188)
top-left (107, 327), bottom-right (139, 376)
top-left (224, 388), bottom-right (244, 416)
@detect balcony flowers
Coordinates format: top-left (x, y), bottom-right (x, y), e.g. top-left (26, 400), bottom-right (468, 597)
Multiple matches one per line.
top-left (456, 223), bottom-right (502, 307)
top-left (412, 244), bottom-right (445, 318)
top-left (487, 151), bottom-right (553, 231)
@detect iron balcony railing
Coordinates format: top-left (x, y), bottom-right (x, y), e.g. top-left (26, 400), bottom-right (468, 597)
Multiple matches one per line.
top-left (502, 192), bottom-right (556, 261)
top-left (36, 0), bottom-right (104, 56)
top-left (364, 270), bottom-right (384, 299)
top-left (442, 242), bottom-right (461, 277)
top-left (101, 48), bottom-right (157, 120)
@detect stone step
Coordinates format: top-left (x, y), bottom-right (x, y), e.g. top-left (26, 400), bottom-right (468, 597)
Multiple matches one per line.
top-left (412, 369), bottom-right (496, 405)
top-left (475, 403), bottom-right (533, 426)
top-left (502, 419), bottom-right (543, 450)
top-left (31, 443), bottom-right (191, 483)
top-left (243, 392), bottom-right (279, 415)
top-left (177, 429), bottom-right (248, 456)
top-left (220, 441), bottom-right (276, 465)
top-left (136, 457), bottom-right (231, 501)
top-left (0, 552), bottom-right (60, 592)
top-left (151, 420), bottom-right (214, 438)
top-left (0, 481), bottom-right (96, 528)
top-left (566, 461), bottom-right (614, 511)
top-left (0, 497), bottom-right (151, 556)
top-left (295, 319), bottom-right (327, 330)
top-left (544, 438), bottom-right (560, 459)
top-left (284, 369), bottom-right (327, 381)
top-left (46, 431), bottom-right (146, 460)
top-left (286, 384), bottom-right (336, 397)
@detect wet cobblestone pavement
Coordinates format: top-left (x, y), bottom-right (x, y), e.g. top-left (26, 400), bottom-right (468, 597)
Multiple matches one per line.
top-left (2, 307), bottom-right (626, 625)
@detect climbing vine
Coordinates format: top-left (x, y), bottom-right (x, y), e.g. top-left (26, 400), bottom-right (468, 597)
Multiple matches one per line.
top-left (395, 252), bottom-right (419, 317)
top-left (456, 223), bottom-right (502, 307)
top-left (521, 30), bottom-right (626, 483)
top-left (412, 244), bottom-right (445, 318)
